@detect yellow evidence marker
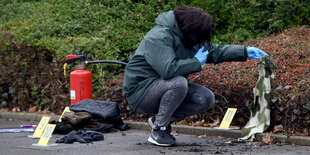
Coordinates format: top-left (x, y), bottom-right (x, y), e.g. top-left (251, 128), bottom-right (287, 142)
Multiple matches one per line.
top-left (33, 124), bottom-right (57, 146)
top-left (28, 116), bottom-right (50, 138)
top-left (219, 108), bottom-right (237, 129)
top-left (58, 106), bottom-right (70, 122)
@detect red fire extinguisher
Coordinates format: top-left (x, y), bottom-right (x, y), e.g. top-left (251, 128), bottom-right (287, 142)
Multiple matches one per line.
top-left (69, 67), bottom-right (92, 105)
top-left (64, 54), bottom-right (127, 104)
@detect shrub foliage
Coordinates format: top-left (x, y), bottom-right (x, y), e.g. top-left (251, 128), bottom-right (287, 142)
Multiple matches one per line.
top-left (1, 0), bottom-right (308, 94)
top-left (1, 0), bottom-right (308, 57)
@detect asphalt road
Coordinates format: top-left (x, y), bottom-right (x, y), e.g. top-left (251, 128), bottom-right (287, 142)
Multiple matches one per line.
top-left (0, 118), bottom-right (309, 155)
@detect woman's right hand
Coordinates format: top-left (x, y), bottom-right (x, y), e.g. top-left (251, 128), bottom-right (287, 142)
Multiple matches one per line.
top-left (194, 46), bottom-right (209, 65)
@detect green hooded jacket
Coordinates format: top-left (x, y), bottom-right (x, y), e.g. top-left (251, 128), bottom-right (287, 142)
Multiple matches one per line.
top-left (122, 11), bottom-right (248, 111)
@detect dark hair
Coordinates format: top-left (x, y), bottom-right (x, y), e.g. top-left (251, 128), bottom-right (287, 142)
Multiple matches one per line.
top-left (174, 6), bottom-right (213, 47)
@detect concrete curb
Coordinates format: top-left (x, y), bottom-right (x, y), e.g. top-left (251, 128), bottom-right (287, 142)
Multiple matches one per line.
top-left (1, 112), bottom-right (310, 146)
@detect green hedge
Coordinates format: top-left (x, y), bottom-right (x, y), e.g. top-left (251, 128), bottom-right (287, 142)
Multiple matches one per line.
top-left (1, 0), bottom-right (309, 55)
top-left (1, 0), bottom-right (309, 92)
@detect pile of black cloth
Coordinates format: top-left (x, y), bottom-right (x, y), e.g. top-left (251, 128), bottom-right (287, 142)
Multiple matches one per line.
top-left (56, 130), bottom-right (104, 144)
top-left (52, 99), bottom-right (130, 135)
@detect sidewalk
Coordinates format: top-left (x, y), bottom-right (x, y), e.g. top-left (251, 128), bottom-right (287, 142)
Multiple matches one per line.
top-left (1, 112), bottom-right (310, 146)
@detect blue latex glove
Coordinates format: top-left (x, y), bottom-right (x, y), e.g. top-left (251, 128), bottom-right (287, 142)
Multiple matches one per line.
top-left (194, 46), bottom-right (209, 65)
top-left (247, 47), bottom-right (269, 59)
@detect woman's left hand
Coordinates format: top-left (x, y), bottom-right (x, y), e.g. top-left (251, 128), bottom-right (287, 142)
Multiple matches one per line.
top-left (247, 47), bottom-right (269, 59)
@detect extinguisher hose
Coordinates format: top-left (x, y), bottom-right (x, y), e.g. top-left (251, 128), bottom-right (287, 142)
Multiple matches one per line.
top-left (85, 60), bottom-right (127, 66)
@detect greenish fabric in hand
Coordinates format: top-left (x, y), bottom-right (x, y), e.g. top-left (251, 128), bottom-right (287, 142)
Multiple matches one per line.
top-left (239, 56), bottom-right (277, 141)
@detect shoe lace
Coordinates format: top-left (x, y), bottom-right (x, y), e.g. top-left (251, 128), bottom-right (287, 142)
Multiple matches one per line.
top-left (159, 126), bottom-right (170, 137)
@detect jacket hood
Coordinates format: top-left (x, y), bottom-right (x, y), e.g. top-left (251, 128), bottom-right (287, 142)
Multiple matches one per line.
top-left (174, 6), bottom-right (213, 47)
top-left (155, 10), bottom-right (183, 39)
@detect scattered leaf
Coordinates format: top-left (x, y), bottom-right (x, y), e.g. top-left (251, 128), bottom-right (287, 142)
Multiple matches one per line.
top-left (247, 142), bottom-right (261, 146)
top-left (198, 134), bottom-right (207, 138)
top-left (262, 135), bottom-right (273, 144)
top-left (224, 141), bottom-right (232, 144)
top-left (207, 117), bottom-right (220, 127)
top-left (171, 131), bottom-right (179, 136)
top-left (236, 116), bottom-right (246, 124)
top-left (298, 128), bottom-right (309, 136)
top-left (38, 109), bottom-right (50, 114)
top-left (12, 107), bottom-right (20, 112)
top-left (28, 106), bottom-right (37, 113)
top-left (1, 108), bottom-right (9, 112)
top-left (273, 125), bottom-right (284, 133)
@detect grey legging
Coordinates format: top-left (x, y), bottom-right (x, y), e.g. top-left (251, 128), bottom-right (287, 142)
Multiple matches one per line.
top-left (136, 76), bottom-right (215, 127)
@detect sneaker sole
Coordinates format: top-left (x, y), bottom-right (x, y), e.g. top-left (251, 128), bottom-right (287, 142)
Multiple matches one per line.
top-left (148, 137), bottom-right (174, 147)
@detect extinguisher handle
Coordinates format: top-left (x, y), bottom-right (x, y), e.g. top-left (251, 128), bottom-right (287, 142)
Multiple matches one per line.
top-left (65, 55), bottom-right (86, 64)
